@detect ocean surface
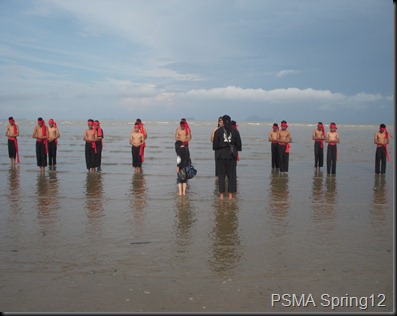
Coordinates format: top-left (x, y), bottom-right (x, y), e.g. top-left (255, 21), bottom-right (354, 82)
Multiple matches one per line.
top-left (0, 120), bottom-right (394, 312)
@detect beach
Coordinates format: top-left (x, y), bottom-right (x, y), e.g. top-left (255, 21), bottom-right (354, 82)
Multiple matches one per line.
top-left (0, 120), bottom-right (394, 312)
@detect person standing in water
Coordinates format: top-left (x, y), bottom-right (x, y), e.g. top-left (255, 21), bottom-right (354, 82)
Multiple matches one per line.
top-left (135, 118), bottom-right (147, 165)
top-left (268, 123), bottom-right (280, 170)
top-left (48, 118), bottom-right (60, 170)
top-left (32, 117), bottom-right (49, 173)
top-left (5, 117), bottom-right (20, 167)
top-left (325, 122), bottom-right (340, 175)
top-left (175, 118), bottom-right (192, 153)
top-left (277, 120), bottom-right (292, 174)
top-left (94, 120), bottom-right (104, 171)
top-left (175, 140), bottom-right (190, 196)
top-left (130, 122), bottom-right (145, 173)
top-left (312, 122), bottom-right (325, 170)
top-left (211, 116), bottom-right (223, 176)
top-left (374, 123), bottom-right (391, 174)
top-left (212, 114), bottom-right (242, 200)
top-left (83, 119), bottom-right (98, 172)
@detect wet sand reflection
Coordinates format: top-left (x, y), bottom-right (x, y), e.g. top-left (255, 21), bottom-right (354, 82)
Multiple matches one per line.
top-left (35, 172), bottom-right (60, 235)
top-left (266, 171), bottom-right (290, 237)
top-left (208, 199), bottom-right (242, 274)
top-left (311, 171), bottom-right (337, 223)
top-left (84, 172), bottom-right (104, 235)
top-left (8, 168), bottom-right (21, 214)
top-left (128, 172), bottom-right (147, 234)
top-left (173, 197), bottom-right (195, 261)
top-left (370, 175), bottom-right (388, 233)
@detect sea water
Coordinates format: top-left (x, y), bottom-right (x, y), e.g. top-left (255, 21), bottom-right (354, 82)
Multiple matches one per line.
top-left (0, 120), bottom-right (394, 312)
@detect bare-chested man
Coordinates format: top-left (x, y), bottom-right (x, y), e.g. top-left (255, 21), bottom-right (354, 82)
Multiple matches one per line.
top-left (312, 122), bottom-right (325, 170)
top-left (277, 120), bottom-right (292, 173)
top-left (5, 117), bottom-right (20, 167)
top-left (325, 122), bottom-right (340, 175)
top-left (374, 123), bottom-right (390, 174)
top-left (48, 119), bottom-right (60, 169)
top-left (32, 117), bottom-right (49, 172)
top-left (175, 119), bottom-right (191, 150)
top-left (268, 123), bottom-right (280, 170)
top-left (83, 119), bottom-right (98, 172)
top-left (129, 122), bottom-right (145, 173)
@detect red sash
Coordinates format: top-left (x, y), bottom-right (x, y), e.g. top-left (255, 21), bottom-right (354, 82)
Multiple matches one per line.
top-left (315, 139), bottom-right (324, 148)
top-left (91, 141), bottom-right (97, 154)
top-left (139, 124), bottom-right (146, 162)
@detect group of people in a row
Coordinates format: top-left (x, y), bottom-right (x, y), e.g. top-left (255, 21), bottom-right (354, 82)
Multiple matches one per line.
top-left (4, 116), bottom-right (392, 198)
top-left (6, 117), bottom-right (61, 172)
top-left (267, 121), bottom-right (341, 175)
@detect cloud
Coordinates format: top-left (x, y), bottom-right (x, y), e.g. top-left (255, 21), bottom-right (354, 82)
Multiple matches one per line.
top-left (275, 69), bottom-right (300, 78)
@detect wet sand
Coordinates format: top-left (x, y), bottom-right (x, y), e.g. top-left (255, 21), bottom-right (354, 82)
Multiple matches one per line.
top-left (0, 121), bottom-right (394, 312)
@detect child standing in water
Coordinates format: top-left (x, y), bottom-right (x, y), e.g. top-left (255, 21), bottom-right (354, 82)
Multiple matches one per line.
top-left (175, 140), bottom-right (190, 196)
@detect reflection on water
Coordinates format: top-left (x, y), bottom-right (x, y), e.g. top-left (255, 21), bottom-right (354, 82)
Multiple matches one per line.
top-left (310, 171), bottom-right (336, 241)
top-left (370, 175), bottom-right (388, 232)
top-left (311, 171), bottom-right (337, 223)
top-left (7, 168), bottom-right (21, 214)
top-left (173, 197), bottom-right (195, 260)
top-left (35, 172), bottom-right (59, 234)
top-left (208, 200), bottom-right (242, 274)
top-left (128, 172), bottom-right (147, 234)
top-left (266, 171), bottom-right (290, 237)
top-left (84, 172), bottom-right (104, 234)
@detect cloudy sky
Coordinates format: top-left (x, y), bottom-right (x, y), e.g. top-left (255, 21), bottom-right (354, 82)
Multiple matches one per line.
top-left (0, 0), bottom-right (393, 123)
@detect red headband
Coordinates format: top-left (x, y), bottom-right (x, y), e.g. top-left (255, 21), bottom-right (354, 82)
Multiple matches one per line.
top-left (281, 122), bottom-right (288, 128)
top-left (330, 123), bottom-right (337, 129)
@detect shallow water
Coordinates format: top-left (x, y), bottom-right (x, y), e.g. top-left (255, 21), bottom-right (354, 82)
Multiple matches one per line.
top-left (0, 120), bottom-right (394, 312)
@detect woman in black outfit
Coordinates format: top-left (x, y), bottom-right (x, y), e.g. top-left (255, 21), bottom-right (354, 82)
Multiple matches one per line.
top-left (212, 115), bottom-right (242, 200)
top-left (175, 140), bottom-right (191, 196)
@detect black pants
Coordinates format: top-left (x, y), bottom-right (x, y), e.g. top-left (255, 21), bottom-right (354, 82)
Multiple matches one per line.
top-left (85, 142), bottom-right (97, 170)
top-left (8, 139), bottom-right (16, 158)
top-left (36, 141), bottom-right (47, 167)
top-left (326, 144), bottom-right (337, 174)
top-left (132, 145), bottom-right (142, 167)
top-left (48, 141), bottom-right (57, 166)
top-left (314, 141), bottom-right (324, 168)
top-left (375, 146), bottom-right (387, 174)
top-left (278, 144), bottom-right (289, 172)
top-left (217, 158), bottom-right (237, 193)
top-left (95, 141), bottom-right (102, 168)
top-left (271, 143), bottom-right (279, 169)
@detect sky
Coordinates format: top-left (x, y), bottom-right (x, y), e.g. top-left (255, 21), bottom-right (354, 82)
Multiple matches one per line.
top-left (0, 0), bottom-right (394, 123)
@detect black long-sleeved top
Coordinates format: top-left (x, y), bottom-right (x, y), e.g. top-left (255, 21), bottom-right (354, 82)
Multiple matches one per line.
top-left (176, 145), bottom-right (191, 168)
top-left (212, 126), bottom-right (242, 160)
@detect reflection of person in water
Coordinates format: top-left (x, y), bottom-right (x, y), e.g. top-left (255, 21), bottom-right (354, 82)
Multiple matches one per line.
top-left (84, 173), bottom-right (104, 234)
top-left (129, 172), bottom-right (147, 233)
top-left (174, 198), bottom-right (195, 260)
top-left (7, 168), bottom-right (21, 213)
top-left (208, 202), bottom-right (241, 273)
top-left (36, 173), bottom-right (59, 231)
top-left (266, 173), bottom-right (289, 237)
